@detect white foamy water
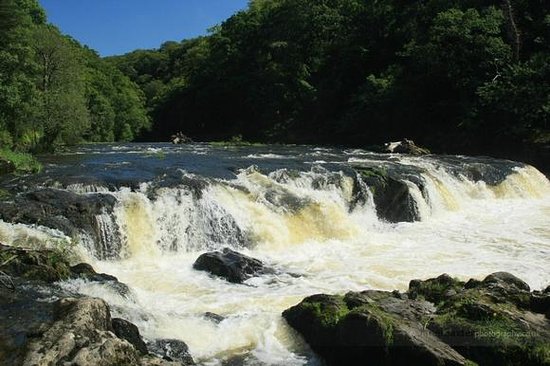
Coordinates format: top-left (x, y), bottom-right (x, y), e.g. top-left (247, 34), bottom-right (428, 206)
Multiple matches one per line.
top-left (59, 164), bottom-right (550, 365)
top-left (2, 149), bottom-right (549, 365)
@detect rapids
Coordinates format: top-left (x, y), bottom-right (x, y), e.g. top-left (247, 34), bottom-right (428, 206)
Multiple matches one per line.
top-left (1, 143), bottom-right (549, 365)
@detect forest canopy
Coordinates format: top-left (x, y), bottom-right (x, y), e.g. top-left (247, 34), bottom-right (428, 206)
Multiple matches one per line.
top-left (0, 0), bottom-right (149, 152)
top-left (109, 0), bottom-right (549, 157)
top-left (1, 0), bottom-right (549, 159)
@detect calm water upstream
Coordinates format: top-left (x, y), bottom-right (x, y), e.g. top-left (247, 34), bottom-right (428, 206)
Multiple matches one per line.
top-left (1, 143), bottom-right (549, 365)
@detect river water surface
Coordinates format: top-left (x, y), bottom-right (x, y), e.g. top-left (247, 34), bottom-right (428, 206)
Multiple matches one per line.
top-left (1, 143), bottom-right (549, 365)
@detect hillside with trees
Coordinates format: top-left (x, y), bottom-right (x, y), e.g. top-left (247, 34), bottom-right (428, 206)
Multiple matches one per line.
top-left (1, 0), bottom-right (548, 166)
top-left (109, 0), bottom-right (549, 161)
top-left (0, 0), bottom-right (149, 154)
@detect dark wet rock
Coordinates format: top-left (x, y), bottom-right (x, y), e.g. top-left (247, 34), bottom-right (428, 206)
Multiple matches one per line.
top-left (464, 278), bottom-right (482, 289)
top-left (171, 132), bottom-right (193, 144)
top-left (0, 158), bottom-right (15, 175)
top-left (112, 317), bottom-right (148, 355)
top-left (0, 252), bottom-right (178, 366)
top-left (482, 271), bottom-right (531, 292)
top-left (384, 139), bottom-right (430, 155)
top-left (148, 339), bottom-right (195, 365)
top-left (0, 279), bottom-right (57, 365)
top-left (203, 311), bottom-right (225, 324)
top-left (0, 188), bottom-right (121, 259)
top-left (283, 292), bottom-right (466, 366)
top-left (284, 272), bottom-right (550, 366)
top-left (193, 207), bottom-right (251, 251)
top-left (264, 189), bottom-right (310, 212)
top-left (408, 273), bottom-right (465, 304)
top-left (70, 262), bottom-right (132, 298)
top-left (355, 166), bottom-right (420, 222)
top-left (530, 292), bottom-right (550, 316)
top-left (0, 243), bottom-right (71, 283)
top-left (193, 248), bottom-right (272, 283)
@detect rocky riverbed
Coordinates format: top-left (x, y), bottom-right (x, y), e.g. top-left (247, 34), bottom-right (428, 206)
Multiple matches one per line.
top-left (0, 244), bottom-right (194, 365)
top-left (2, 242), bottom-right (549, 366)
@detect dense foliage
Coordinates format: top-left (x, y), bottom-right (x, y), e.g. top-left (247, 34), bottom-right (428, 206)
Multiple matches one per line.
top-left (1, 0), bottom-right (548, 160)
top-left (110, 0), bottom-right (549, 156)
top-left (0, 0), bottom-right (149, 152)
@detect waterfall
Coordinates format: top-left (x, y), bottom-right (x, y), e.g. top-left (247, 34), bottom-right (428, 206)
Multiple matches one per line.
top-left (78, 161), bottom-right (550, 260)
top-left (1, 144), bottom-right (549, 365)
top-left (1, 160), bottom-right (548, 263)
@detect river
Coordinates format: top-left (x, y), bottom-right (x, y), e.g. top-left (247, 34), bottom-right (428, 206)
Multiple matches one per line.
top-left (1, 143), bottom-right (549, 365)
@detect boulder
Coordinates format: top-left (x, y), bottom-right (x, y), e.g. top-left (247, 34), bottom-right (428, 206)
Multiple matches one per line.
top-left (22, 297), bottom-right (140, 365)
top-left (203, 312), bottom-right (225, 324)
top-left (283, 272), bottom-right (550, 366)
top-left (408, 273), bottom-right (465, 304)
top-left (384, 139), bottom-right (430, 155)
top-left (70, 262), bottom-right (132, 298)
top-left (0, 245), bottom-right (131, 297)
top-left (482, 271), bottom-right (530, 292)
top-left (112, 317), bottom-right (148, 355)
top-left (193, 248), bottom-right (272, 283)
top-left (0, 243), bottom-right (71, 283)
top-left (355, 167), bottom-right (421, 222)
top-left (283, 292), bottom-right (466, 366)
top-left (0, 249), bottom-right (180, 366)
top-left (0, 188), bottom-right (121, 259)
top-left (148, 339), bottom-right (195, 365)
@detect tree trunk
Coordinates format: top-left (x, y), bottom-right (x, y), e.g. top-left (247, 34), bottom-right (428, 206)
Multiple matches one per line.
top-left (502, 0), bottom-right (520, 62)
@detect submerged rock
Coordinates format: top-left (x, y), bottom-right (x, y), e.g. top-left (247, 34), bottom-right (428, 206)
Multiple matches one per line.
top-left (70, 262), bottom-right (132, 298)
top-left (283, 272), bottom-right (550, 366)
top-left (193, 248), bottom-right (272, 283)
top-left (148, 339), bottom-right (195, 365)
top-left (203, 311), bottom-right (226, 324)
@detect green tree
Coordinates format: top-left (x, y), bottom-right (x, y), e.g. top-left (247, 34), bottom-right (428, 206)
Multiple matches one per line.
top-left (32, 26), bottom-right (90, 150)
top-left (0, 0), bottom-right (39, 148)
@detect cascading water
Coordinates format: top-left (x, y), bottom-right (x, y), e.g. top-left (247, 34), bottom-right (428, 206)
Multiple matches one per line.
top-left (0, 143), bottom-right (549, 365)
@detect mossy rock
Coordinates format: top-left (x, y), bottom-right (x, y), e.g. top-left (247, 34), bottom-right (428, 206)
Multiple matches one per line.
top-left (408, 273), bottom-right (465, 304)
top-left (353, 165), bottom-right (421, 222)
top-left (0, 244), bottom-right (71, 283)
top-left (283, 290), bottom-right (466, 365)
top-left (425, 272), bottom-right (550, 366)
top-left (284, 272), bottom-right (550, 366)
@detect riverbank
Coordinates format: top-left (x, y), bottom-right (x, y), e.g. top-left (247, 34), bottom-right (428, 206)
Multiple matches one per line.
top-left (0, 149), bottom-right (41, 175)
top-left (0, 244), bottom-right (195, 365)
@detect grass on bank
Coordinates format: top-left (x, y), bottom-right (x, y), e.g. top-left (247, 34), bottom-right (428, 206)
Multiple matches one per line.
top-left (0, 148), bottom-right (42, 174)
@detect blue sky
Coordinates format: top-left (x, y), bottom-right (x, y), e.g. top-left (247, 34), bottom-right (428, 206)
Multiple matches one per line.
top-left (39, 0), bottom-right (249, 56)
